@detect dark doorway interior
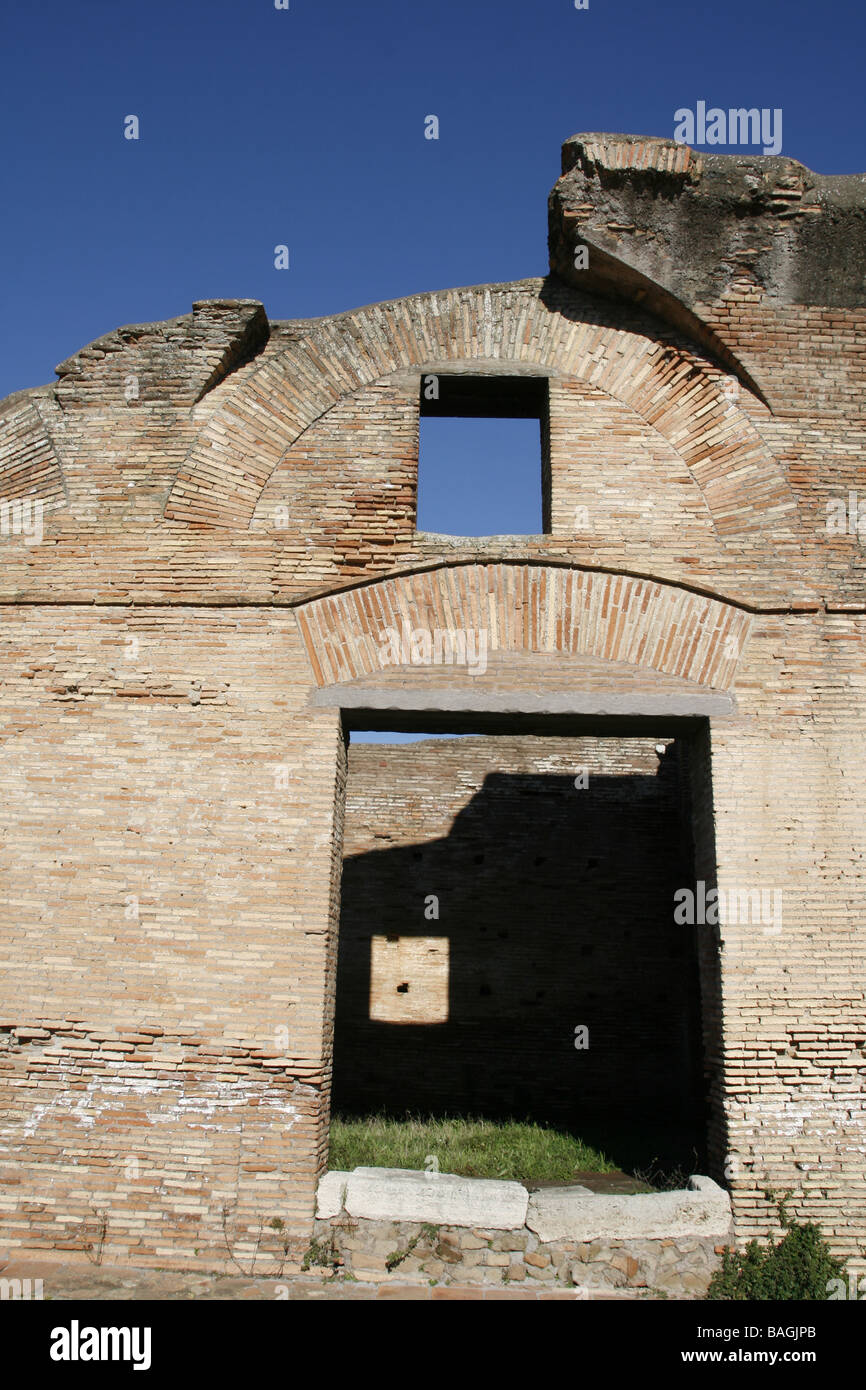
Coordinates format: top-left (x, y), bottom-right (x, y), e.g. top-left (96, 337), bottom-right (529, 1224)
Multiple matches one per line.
top-left (332, 731), bottom-right (708, 1175)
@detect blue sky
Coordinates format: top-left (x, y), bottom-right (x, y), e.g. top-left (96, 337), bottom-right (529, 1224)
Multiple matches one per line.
top-left (2, 0), bottom-right (863, 401)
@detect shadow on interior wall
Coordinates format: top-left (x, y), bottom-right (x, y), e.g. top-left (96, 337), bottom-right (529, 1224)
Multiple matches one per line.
top-left (333, 750), bottom-right (707, 1173)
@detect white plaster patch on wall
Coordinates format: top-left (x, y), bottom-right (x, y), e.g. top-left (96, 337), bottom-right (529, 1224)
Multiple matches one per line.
top-left (738, 1096), bottom-right (866, 1140)
top-left (536, 755), bottom-right (577, 773)
top-left (12, 1060), bottom-right (299, 1137)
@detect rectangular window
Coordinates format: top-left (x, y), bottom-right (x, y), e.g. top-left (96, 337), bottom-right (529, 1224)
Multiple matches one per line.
top-left (416, 374), bottom-right (549, 536)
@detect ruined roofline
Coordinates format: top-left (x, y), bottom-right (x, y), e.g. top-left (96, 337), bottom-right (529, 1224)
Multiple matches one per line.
top-left (3, 129), bottom-right (863, 415)
top-left (44, 122), bottom-right (866, 384)
top-left (50, 298), bottom-right (272, 406)
top-left (560, 130), bottom-right (866, 194)
top-left (52, 299), bottom-right (267, 378)
top-left (550, 131), bottom-right (866, 317)
top-left (0, 383), bottom-right (56, 418)
top-left (49, 279), bottom-right (553, 385)
top-left (15, 273), bottom-right (756, 420)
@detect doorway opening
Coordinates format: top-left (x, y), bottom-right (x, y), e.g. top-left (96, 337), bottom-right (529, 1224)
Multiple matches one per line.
top-left (328, 716), bottom-right (721, 1187)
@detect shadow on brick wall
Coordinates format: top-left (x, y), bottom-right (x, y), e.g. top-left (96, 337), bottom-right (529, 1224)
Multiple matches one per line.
top-left (333, 749), bottom-right (708, 1173)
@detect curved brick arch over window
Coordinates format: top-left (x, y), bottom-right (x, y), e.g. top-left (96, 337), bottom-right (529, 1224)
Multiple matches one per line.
top-left (295, 562), bottom-right (751, 693)
top-left (164, 282), bottom-right (797, 541)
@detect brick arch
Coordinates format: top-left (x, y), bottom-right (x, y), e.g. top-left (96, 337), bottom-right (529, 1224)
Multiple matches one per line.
top-left (163, 282), bottom-right (796, 540)
top-left (0, 398), bottom-right (67, 513)
top-left (295, 562), bottom-right (751, 693)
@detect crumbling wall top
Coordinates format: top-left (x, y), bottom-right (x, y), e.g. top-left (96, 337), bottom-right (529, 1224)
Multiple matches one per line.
top-left (550, 131), bottom-right (866, 318)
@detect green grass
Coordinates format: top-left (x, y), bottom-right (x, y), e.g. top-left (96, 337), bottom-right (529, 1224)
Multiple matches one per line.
top-left (329, 1112), bottom-right (617, 1184)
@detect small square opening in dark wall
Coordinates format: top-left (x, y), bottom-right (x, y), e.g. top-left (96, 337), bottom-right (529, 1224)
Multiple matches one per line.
top-left (417, 374), bottom-right (549, 536)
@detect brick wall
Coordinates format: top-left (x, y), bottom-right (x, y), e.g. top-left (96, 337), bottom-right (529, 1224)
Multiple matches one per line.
top-left (0, 132), bottom-right (863, 1274)
top-left (0, 608), bottom-right (344, 1266)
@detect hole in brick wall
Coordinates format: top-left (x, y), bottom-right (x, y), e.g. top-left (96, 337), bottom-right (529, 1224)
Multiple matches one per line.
top-left (330, 723), bottom-right (721, 1179)
top-left (416, 374), bottom-right (549, 536)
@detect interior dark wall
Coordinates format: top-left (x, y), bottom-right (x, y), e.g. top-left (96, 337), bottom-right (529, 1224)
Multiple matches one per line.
top-left (332, 735), bottom-right (705, 1169)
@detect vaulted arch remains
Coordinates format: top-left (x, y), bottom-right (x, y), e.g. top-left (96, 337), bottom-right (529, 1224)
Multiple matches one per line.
top-left (164, 282), bottom-right (797, 544)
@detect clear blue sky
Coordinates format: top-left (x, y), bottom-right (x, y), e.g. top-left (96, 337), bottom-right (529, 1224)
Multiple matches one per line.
top-left (2, 0), bottom-right (863, 401)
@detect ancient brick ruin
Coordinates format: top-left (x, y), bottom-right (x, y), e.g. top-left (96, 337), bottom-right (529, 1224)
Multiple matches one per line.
top-left (0, 132), bottom-right (864, 1279)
